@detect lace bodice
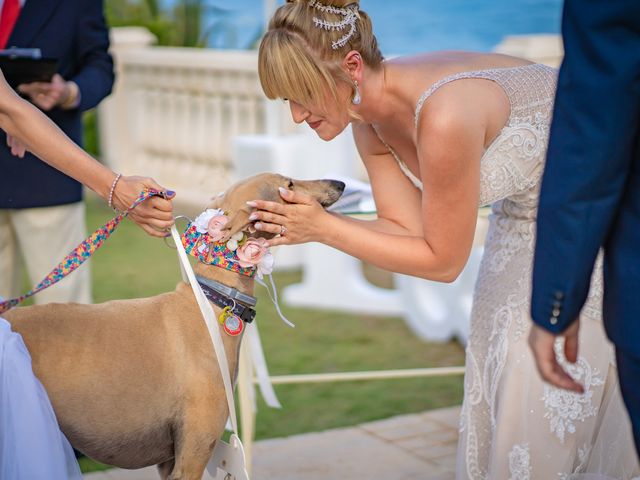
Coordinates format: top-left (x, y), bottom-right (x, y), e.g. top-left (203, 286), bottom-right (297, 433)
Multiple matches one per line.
top-left (376, 63), bottom-right (558, 212)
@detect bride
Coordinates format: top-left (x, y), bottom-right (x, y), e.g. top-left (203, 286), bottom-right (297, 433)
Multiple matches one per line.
top-left (0, 69), bottom-right (174, 478)
top-left (250, 0), bottom-right (640, 477)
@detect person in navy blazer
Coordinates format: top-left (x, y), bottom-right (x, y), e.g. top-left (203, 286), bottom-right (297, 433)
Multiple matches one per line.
top-left (530, 0), bottom-right (640, 457)
top-left (0, 0), bottom-right (114, 305)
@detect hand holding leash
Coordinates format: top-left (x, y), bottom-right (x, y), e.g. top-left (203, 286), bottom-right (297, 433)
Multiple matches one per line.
top-left (110, 175), bottom-right (176, 237)
top-left (0, 188), bottom-right (167, 314)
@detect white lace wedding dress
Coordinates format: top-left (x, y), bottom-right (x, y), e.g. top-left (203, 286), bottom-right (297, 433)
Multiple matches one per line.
top-left (378, 64), bottom-right (640, 479)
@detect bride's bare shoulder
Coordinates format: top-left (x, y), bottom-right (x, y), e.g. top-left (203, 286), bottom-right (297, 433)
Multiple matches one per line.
top-left (385, 50), bottom-right (533, 79)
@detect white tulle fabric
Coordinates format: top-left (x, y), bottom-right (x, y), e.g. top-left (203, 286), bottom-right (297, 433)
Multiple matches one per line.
top-left (0, 317), bottom-right (82, 480)
top-left (380, 64), bottom-right (640, 479)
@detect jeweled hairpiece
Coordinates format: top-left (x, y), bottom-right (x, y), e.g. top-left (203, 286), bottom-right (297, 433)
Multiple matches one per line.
top-left (309, 0), bottom-right (360, 50)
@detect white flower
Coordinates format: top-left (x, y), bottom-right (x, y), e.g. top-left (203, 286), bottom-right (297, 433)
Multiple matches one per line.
top-left (256, 251), bottom-right (275, 279)
top-left (226, 231), bottom-right (244, 251)
top-left (193, 208), bottom-right (224, 234)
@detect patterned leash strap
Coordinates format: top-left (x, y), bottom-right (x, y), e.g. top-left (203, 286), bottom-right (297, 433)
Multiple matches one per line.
top-left (0, 189), bottom-right (164, 314)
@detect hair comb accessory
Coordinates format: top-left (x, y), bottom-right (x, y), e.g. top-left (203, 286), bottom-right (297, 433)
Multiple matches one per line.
top-left (309, 0), bottom-right (360, 50)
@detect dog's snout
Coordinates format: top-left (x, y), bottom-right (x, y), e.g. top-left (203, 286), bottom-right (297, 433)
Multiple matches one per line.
top-left (330, 180), bottom-right (346, 195)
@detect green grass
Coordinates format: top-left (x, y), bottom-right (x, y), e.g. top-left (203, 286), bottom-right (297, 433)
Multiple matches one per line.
top-left (79, 197), bottom-right (465, 472)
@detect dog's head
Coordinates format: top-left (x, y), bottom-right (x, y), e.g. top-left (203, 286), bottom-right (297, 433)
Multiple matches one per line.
top-left (207, 173), bottom-right (345, 242)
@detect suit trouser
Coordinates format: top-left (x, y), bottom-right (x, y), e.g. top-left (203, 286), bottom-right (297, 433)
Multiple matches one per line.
top-left (0, 202), bottom-right (92, 304)
top-left (617, 347), bottom-right (640, 459)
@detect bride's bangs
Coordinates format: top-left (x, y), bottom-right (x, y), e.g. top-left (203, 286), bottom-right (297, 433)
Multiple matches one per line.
top-left (259, 29), bottom-right (339, 109)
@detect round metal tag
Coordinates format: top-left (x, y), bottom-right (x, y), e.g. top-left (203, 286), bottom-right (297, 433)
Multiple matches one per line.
top-left (223, 314), bottom-right (244, 336)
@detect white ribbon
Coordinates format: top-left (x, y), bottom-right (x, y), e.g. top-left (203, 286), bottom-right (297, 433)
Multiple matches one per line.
top-left (170, 224), bottom-right (243, 440)
top-left (173, 225), bottom-right (284, 411)
top-left (246, 323), bottom-right (281, 408)
top-left (257, 274), bottom-right (295, 328)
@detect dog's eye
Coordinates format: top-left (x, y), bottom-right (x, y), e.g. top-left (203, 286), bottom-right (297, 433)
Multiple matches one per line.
top-left (288, 180), bottom-right (294, 189)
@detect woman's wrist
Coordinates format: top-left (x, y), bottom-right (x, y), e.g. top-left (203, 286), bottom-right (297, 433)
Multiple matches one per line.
top-left (316, 211), bottom-right (345, 246)
top-left (86, 165), bottom-right (118, 202)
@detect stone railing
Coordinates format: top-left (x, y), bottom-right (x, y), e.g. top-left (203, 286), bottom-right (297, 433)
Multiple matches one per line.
top-left (98, 27), bottom-right (296, 212)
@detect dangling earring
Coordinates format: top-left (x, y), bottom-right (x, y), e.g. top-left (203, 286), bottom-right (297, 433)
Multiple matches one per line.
top-left (352, 80), bottom-right (361, 105)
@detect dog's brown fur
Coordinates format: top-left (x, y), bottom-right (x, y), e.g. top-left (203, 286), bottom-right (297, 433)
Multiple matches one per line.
top-left (4, 173), bottom-right (344, 480)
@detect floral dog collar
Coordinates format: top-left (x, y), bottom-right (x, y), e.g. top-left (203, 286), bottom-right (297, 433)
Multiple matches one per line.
top-left (181, 209), bottom-right (274, 279)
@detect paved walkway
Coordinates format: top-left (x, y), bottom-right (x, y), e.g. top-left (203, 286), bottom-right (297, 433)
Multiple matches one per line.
top-left (84, 406), bottom-right (460, 480)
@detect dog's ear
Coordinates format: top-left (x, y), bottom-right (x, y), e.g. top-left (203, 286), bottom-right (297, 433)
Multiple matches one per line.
top-left (207, 193), bottom-right (225, 210)
top-left (220, 208), bottom-right (279, 242)
top-left (220, 208), bottom-right (251, 242)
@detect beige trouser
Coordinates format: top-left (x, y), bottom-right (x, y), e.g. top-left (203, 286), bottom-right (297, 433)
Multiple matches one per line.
top-left (0, 202), bottom-right (92, 305)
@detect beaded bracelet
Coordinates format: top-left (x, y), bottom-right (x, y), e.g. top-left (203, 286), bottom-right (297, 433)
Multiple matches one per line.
top-left (108, 173), bottom-right (123, 211)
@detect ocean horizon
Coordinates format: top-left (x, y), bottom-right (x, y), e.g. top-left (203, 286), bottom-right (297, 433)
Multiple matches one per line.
top-left (167, 0), bottom-right (564, 54)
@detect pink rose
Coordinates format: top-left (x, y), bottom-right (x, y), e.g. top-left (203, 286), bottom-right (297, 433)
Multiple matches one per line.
top-left (236, 237), bottom-right (268, 268)
top-left (207, 215), bottom-right (229, 242)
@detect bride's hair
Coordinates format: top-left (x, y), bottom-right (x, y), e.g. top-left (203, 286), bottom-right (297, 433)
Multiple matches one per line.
top-left (258, 0), bottom-right (383, 109)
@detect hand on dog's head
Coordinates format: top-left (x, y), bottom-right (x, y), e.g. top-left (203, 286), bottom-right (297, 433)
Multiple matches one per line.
top-left (207, 173), bottom-right (345, 242)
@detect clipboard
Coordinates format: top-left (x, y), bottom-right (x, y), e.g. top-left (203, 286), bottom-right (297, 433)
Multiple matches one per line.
top-left (0, 56), bottom-right (58, 88)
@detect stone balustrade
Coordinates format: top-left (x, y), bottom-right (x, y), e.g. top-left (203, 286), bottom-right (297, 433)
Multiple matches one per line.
top-left (98, 27), bottom-right (297, 213)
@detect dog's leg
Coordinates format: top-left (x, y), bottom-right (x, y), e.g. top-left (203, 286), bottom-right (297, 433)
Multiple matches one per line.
top-left (157, 459), bottom-right (175, 480)
top-left (165, 412), bottom-right (222, 480)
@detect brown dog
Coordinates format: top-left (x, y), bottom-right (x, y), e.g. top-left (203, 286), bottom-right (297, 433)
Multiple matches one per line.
top-left (4, 173), bottom-right (344, 479)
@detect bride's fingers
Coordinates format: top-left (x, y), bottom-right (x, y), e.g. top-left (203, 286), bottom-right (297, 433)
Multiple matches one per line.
top-left (250, 210), bottom-right (287, 225)
top-left (265, 235), bottom-right (290, 248)
top-left (278, 187), bottom-right (314, 205)
top-left (247, 200), bottom-right (286, 215)
top-left (254, 221), bottom-right (285, 235)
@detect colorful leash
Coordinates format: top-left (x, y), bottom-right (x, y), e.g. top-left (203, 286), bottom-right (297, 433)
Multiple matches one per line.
top-left (0, 189), bottom-right (165, 315)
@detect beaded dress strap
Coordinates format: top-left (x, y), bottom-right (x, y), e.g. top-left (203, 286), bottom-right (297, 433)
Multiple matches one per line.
top-left (413, 64), bottom-right (544, 128)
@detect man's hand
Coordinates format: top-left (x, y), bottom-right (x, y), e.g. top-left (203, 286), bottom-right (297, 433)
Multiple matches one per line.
top-left (17, 74), bottom-right (76, 111)
top-left (529, 320), bottom-right (584, 393)
top-left (6, 135), bottom-right (27, 158)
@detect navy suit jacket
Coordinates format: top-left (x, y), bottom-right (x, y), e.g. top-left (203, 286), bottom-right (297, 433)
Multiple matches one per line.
top-left (531, 0), bottom-right (640, 354)
top-left (0, 0), bottom-right (114, 209)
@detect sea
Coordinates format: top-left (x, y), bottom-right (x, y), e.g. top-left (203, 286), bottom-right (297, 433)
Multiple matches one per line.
top-left (165, 0), bottom-right (564, 54)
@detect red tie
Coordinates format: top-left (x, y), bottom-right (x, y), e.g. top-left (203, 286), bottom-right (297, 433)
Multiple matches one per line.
top-left (0, 0), bottom-right (21, 49)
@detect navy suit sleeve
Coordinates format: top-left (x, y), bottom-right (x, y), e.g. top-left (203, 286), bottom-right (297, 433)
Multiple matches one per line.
top-left (71, 0), bottom-right (114, 112)
top-left (531, 0), bottom-right (640, 333)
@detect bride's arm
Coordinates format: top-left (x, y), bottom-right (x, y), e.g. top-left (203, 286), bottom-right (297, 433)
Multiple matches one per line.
top-left (0, 70), bottom-right (174, 237)
top-left (250, 98), bottom-right (485, 281)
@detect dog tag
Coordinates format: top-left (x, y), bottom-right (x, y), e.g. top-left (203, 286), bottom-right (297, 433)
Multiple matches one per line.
top-left (223, 314), bottom-right (243, 337)
top-left (206, 434), bottom-right (249, 480)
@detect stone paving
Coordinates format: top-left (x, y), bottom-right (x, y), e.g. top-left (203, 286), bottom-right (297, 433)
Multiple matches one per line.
top-left (84, 406), bottom-right (460, 480)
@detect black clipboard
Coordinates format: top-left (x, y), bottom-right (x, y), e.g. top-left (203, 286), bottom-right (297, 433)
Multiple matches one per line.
top-left (0, 56), bottom-right (58, 88)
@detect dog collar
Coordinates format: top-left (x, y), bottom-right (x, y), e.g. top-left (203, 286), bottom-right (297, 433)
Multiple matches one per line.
top-left (197, 279), bottom-right (256, 324)
top-left (181, 223), bottom-right (257, 278)
top-left (196, 275), bottom-right (257, 307)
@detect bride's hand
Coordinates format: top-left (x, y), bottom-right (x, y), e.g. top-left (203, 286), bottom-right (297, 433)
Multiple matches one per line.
top-left (110, 175), bottom-right (176, 238)
top-left (248, 187), bottom-right (328, 247)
